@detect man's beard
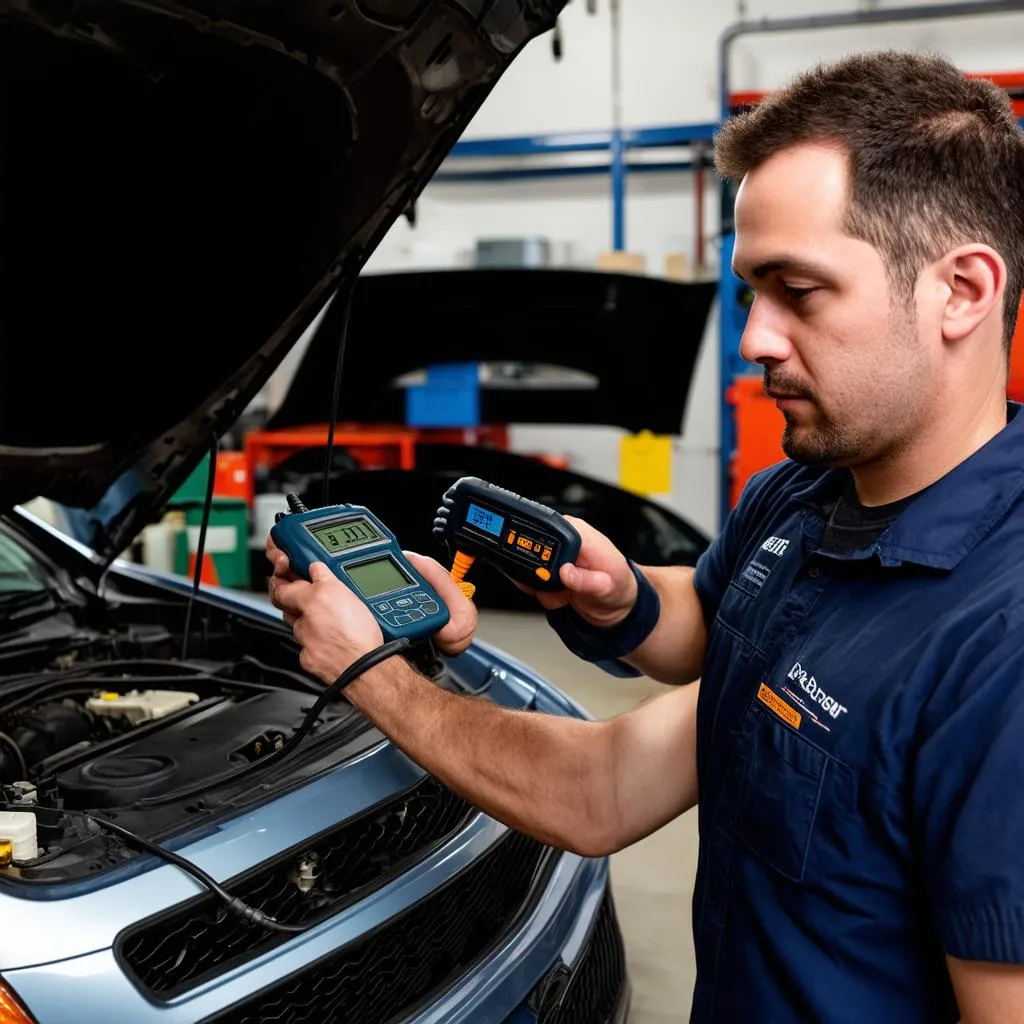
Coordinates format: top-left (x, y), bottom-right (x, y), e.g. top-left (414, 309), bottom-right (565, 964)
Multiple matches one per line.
top-left (763, 373), bottom-right (860, 466)
top-left (779, 408), bottom-right (858, 466)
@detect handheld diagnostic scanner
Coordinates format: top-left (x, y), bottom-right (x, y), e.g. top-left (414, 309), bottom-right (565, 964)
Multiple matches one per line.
top-left (271, 493), bottom-right (450, 643)
top-left (433, 477), bottom-right (581, 598)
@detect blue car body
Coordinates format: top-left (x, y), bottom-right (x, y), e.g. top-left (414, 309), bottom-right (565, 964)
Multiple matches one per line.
top-left (0, 515), bottom-right (630, 1024)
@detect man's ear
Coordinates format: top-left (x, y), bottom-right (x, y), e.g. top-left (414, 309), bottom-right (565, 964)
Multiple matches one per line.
top-left (938, 243), bottom-right (1006, 343)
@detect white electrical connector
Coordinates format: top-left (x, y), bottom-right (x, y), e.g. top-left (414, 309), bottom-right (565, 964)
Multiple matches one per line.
top-left (85, 689), bottom-right (200, 726)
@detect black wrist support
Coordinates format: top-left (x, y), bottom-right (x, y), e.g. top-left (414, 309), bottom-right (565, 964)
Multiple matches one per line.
top-left (545, 561), bottom-right (660, 676)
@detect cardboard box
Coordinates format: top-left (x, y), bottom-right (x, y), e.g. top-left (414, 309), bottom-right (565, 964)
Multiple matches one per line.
top-left (666, 253), bottom-right (695, 281)
top-left (597, 250), bottom-right (647, 275)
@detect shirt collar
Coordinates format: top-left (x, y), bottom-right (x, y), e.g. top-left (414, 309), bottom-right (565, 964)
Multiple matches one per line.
top-left (792, 402), bottom-right (1024, 570)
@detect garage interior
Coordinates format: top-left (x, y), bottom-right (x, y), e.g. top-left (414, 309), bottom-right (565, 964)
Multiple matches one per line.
top-left (9, 2), bottom-right (1024, 1022)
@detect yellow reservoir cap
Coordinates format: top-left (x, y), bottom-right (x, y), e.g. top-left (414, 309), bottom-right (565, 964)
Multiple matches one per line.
top-left (0, 979), bottom-right (37, 1024)
top-left (0, 841), bottom-right (11, 868)
top-left (100, 692), bottom-right (120, 701)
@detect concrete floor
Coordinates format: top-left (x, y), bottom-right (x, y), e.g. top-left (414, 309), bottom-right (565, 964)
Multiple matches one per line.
top-left (474, 609), bottom-right (698, 1024)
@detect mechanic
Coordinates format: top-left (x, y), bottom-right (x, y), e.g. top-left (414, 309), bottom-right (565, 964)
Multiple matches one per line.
top-left (268, 51), bottom-right (1024, 1024)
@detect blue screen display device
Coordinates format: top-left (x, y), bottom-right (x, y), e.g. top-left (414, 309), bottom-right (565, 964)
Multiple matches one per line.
top-left (433, 477), bottom-right (582, 594)
top-left (270, 494), bottom-right (450, 643)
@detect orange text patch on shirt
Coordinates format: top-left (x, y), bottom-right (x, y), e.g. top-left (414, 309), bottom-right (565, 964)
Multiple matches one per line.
top-left (757, 682), bottom-right (801, 730)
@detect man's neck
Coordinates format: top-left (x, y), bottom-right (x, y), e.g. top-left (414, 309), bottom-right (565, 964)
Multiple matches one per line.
top-left (852, 394), bottom-right (1008, 507)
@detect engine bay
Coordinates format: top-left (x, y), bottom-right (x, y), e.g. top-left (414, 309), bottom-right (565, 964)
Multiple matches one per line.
top-left (0, 575), bottom-right (405, 884)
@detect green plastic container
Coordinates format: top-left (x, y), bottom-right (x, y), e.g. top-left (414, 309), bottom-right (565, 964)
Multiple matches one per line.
top-left (170, 455), bottom-right (250, 588)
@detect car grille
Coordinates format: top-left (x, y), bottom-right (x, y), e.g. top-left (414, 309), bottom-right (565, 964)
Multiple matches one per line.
top-left (117, 776), bottom-right (475, 999)
top-left (201, 828), bottom-right (555, 1024)
top-left (544, 892), bottom-right (629, 1024)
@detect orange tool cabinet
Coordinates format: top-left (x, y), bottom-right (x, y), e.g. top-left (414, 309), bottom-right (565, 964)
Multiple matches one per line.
top-left (243, 423), bottom-right (509, 506)
top-left (727, 376), bottom-right (786, 509)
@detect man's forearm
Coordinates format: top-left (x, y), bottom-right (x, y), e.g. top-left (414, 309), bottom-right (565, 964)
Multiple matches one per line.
top-left (343, 655), bottom-right (619, 857)
top-left (621, 565), bottom-right (706, 685)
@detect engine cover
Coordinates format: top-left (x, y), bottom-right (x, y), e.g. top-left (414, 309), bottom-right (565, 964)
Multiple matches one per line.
top-left (57, 691), bottom-right (357, 809)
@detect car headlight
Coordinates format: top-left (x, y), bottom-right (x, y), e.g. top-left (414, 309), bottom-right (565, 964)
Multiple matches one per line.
top-left (0, 980), bottom-right (34, 1024)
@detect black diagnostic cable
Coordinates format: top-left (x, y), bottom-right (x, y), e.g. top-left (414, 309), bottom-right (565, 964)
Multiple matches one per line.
top-left (0, 638), bottom-right (409, 934)
top-left (137, 636), bottom-right (411, 807)
top-left (1, 800), bottom-right (304, 933)
top-left (322, 282), bottom-right (357, 508)
top-left (181, 435), bottom-right (219, 661)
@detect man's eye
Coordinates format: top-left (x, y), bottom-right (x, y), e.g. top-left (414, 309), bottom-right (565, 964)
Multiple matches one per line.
top-left (782, 284), bottom-right (818, 301)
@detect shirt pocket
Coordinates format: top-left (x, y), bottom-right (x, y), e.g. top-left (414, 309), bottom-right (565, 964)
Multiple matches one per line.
top-left (735, 704), bottom-right (828, 882)
top-left (713, 582), bottom-right (767, 652)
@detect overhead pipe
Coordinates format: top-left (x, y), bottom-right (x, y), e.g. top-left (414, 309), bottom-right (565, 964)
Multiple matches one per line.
top-left (719, 0), bottom-right (1024, 121)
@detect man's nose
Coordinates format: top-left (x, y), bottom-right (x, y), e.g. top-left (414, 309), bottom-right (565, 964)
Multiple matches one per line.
top-left (738, 299), bottom-right (793, 366)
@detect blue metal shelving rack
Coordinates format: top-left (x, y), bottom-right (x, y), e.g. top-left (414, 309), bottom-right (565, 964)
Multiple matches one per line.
top-left (439, 123), bottom-right (717, 252)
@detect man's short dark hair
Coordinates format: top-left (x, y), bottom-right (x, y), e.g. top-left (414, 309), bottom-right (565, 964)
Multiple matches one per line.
top-left (714, 50), bottom-right (1024, 348)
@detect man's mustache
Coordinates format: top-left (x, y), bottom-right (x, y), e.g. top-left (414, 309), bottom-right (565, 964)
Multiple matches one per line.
top-left (763, 372), bottom-right (816, 401)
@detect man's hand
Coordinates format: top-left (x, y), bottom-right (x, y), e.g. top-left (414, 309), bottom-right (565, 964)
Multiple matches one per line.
top-left (402, 550), bottom-right (478, 655)
top-left (524, 516), bottom-right (638, 628)
top-left (509, 517), bottom-right (705, 687)
top-left (265, 537), bottom-right (478, 683)
top-left (268, 560), bottom-right (383, 684)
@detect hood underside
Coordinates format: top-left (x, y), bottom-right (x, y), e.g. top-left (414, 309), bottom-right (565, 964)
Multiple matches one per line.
top-left (269, 269), bottom-right (717, 435)
top-left (0, 0), bottom-right (562, 561)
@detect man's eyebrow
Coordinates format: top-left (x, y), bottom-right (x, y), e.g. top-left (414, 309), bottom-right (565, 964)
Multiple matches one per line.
top-left (731, 257), bottom-right (835, 283)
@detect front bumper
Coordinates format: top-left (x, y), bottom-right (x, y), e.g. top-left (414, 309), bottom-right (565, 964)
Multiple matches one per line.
top-left (5, 842), bottom-right (622, 1023)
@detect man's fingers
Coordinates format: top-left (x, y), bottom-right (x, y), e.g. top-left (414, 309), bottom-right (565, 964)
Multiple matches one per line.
top-left (274, 555), bottom-right (299, 582)
top-left (559, 561), bottom-right (616, 597)
top-left (269, 574), bottom-right (313, 615)
top-left (309, 562), bottom-right (343, 587)
top-left (265, 540), bottom-right (300, 581)
top-left (403, 551), bottom-right (477, 653)
top-left (404, 551), bottom-right (468, 608)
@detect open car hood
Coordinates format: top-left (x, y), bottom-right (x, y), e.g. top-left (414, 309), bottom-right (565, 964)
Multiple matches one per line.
top-left (0, 0), bottom-right (563, 562)
top-left (268, 269), bottom-right (717, 434)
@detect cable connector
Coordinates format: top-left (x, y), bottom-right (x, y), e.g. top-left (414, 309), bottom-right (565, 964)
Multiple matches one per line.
top-left (224, 898), bottom-right (302, 932)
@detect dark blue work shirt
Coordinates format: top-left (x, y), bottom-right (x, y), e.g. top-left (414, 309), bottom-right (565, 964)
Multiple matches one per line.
top-left (691, 402), bottom-right (1024, 1023)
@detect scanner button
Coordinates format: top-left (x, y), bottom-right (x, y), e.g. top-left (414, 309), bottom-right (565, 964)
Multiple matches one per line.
top-left (541, 547), bottom-right (552, 562)
top-left (507, 530), bottom-right (516, 544)
top-left (420, 601), bottom-right (440, 614)
top-left (406, 609), bottom-right (425, 621)
top-left (533, 543), bottom-right (541, 553)
top-left (393, 613), bottom-right (413, 624)
top-left (374, 601), bottom-right (393, 613)
top-left (395, 598), bottom-right (414, 608)
top-left (535, 567), bottom-right (552, 582)
top-left (411, 592), bottom-right (430, 602)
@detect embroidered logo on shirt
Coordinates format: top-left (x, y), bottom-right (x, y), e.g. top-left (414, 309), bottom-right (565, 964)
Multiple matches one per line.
top-left (757, 682), bottom-right (802, 729)
top-left (760, 536), bottom-right (791, 556)
top-left (783, 661), bottom-right (848, 732)
top-left (740, 535), bottom-right (791, 592)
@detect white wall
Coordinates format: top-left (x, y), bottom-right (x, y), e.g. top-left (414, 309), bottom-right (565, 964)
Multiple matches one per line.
top-left (359, 0), bottom-right (1024, 538)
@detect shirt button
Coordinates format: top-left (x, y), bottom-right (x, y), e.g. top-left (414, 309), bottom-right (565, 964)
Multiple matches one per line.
top-left (808, 567), bottom-right (820, 578)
